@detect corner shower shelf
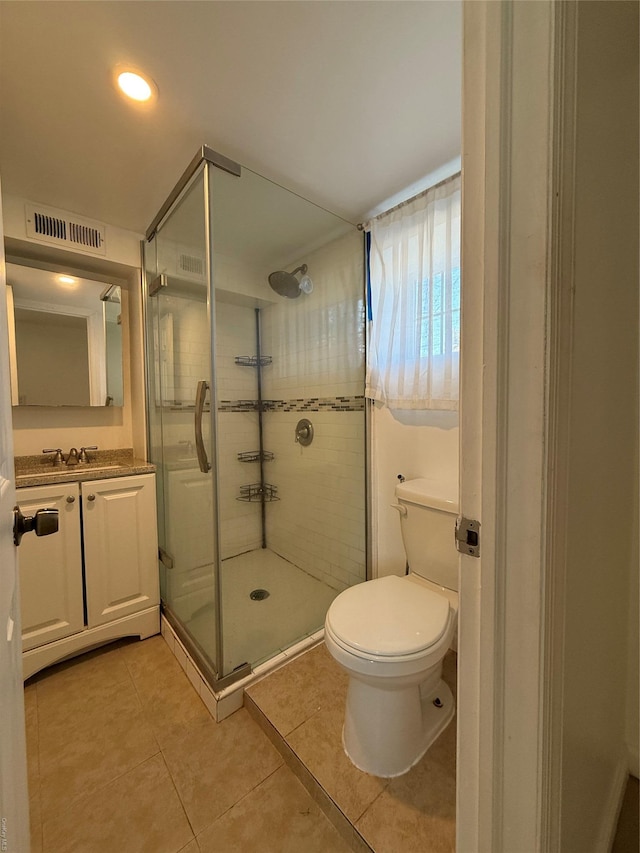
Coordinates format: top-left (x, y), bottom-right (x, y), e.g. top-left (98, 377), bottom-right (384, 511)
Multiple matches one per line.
top-left (237, 451), bottom-right (274, 463)
top-left (236, 483), bottom-right (279, 502)
top-left (234, 355), bottom-right (272, 368)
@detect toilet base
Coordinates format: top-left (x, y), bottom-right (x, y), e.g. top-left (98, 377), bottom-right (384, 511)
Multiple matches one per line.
top-left (342, 678), bottom-right (454, 778)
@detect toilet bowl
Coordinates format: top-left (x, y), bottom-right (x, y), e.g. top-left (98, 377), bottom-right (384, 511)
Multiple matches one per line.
top-left (324, 477), bottom-right (459, 778)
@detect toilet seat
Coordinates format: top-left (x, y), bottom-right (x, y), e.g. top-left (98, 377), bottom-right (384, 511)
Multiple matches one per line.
top-left (326, 575), bottom-right (450, 659)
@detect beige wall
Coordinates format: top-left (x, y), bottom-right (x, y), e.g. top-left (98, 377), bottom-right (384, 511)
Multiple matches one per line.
top-left (559, 3), bottom-right (639, 849)
top-left (15, 313), bottom-right (90, 406)
top-left (2, 198), bottom-right (146, 459)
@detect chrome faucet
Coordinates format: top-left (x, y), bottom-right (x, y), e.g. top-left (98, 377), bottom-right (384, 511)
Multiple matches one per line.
top-left (78, 446), bottom-right (98, 464)
top-left (43, 448), bottom-right (64, 467)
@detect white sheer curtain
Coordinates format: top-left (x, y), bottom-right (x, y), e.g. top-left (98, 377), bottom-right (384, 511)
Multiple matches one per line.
top-left (365, 174), bottom-right (461, 410)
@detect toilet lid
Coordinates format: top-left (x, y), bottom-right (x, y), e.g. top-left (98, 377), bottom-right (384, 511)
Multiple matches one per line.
top-left (326, 576), bottom-right (450, 657)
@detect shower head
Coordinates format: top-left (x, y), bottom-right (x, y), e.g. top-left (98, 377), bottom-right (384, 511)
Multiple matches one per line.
top-left (268, 264), bottom-right (312, 298)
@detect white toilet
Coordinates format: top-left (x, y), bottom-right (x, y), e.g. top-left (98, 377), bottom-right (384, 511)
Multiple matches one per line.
top-left (324, 477), bottom-right (459, 778)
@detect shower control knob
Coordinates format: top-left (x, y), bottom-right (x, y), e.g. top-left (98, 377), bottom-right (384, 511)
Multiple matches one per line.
top-left (295, 418), bottom-right (314, 446)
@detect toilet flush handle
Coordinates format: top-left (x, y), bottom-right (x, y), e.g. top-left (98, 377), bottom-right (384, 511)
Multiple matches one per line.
top-left (390, 503), bottom-right (407, 517)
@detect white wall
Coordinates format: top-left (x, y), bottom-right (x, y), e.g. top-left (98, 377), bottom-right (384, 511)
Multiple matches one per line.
top-left (3, 194), bottom-right (146, 458)
top-left (2, 193), bottom-right (142, 269)
top-left (559, 3), bottom-right (638, 849)
top-left (371, 404), bottom-right (458, 578)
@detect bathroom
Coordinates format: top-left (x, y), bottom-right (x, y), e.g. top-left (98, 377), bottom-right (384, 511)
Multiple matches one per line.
top-left (1, 3), bottom-right (638, 853)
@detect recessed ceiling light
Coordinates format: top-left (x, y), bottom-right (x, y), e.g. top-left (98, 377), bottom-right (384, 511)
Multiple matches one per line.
top-left (114, 67), bottom-right (157, 105)
top-left (57, 275), bottom-right (77, 288)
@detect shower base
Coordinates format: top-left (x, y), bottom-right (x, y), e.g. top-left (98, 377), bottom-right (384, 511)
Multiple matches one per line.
top-left (160, 548), bottom-right (340, 720)
top-left (223, 548), bottom-right (338, 672)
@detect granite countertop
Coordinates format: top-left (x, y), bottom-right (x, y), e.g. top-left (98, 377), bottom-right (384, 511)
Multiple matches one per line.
top-left (14, 448), bottom-right (155, 488)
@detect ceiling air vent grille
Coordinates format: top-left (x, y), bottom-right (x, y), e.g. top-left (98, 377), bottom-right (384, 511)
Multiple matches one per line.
top-left (25, 203), bottom-right (107, 255)
top-left (179, 253), bottom-right (204, 277)
top-left (69, 221), bottom-right (103, 250)
top-left (34, 212), bottom-right (67, 241)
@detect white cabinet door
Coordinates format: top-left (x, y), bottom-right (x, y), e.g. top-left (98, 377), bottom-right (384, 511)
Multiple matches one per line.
top-left (82, 474), bottom-right (159, 627)
top-left (17, 482), bottom-right (84, 651)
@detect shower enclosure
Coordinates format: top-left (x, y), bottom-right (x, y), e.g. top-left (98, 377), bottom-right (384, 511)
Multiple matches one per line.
top-left (144, 147), bottom-right (366, 689)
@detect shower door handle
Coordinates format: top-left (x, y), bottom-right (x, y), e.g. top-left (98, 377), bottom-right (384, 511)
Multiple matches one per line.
top-left (194, 380), bottom-right (212, 474)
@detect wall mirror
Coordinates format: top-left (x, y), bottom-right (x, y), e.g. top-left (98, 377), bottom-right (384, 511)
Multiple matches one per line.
top-left (6, 261), bottom-right (124, 407)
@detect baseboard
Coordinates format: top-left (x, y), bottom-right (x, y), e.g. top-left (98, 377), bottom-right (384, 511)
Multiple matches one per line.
top-left (596, 755), bottom-right (631, 853)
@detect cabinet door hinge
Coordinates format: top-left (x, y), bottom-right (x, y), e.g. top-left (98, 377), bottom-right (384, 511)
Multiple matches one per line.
top-left (455, 517), bottom-right (480, 557)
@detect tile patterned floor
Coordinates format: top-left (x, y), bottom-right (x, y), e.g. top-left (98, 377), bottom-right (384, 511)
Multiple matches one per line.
top-left (25, 636), bottom-right (350, 853)
top-left (26, 634), bottom-right (635, 853)
top-left (245, 644), bottom-right (458, 853)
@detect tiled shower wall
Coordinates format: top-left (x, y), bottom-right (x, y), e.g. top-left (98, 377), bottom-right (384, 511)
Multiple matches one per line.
top-left (261, 230), bottom-right (366, 591)
top-left (156, 230), bottom-right (365, 586)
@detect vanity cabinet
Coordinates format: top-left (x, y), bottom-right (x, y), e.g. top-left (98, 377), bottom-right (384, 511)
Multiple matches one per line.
top-left (17, 472), bottom-right (159, 678)
top-left (82, 475), bottom-right (159, 626)
top-left (18, 482), bottom-right (84, 651)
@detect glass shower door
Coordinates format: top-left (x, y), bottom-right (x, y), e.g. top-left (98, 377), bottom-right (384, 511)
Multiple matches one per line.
top-left (144, 145), bottom-right (366, 688)
top-left (145, 166), bottom-right (223, 682)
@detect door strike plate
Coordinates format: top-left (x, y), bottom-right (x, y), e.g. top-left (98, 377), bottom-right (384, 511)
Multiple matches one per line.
top-left (455, 516), bottom-right (480, 557)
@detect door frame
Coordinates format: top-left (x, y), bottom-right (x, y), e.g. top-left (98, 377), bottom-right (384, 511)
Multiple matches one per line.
top-left (0, 180), bottom-right (31, 849)
top-left (458, 2), bottom-right (573, 849)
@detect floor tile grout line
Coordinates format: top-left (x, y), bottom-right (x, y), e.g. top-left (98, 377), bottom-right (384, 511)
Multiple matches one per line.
top-left (119, 640), bottom-right (214, 841)
top-left (35, 679), bottom-right (153, 762)
top-left (192, 762), bottom-right (287, 843)
top-left (154, 750), bottom-right (199, 848)
top-left (39, 748), bottom-right (164, 838)
top-left (280, 704), bottom-right (326, 740)
top-left (352, 786), bottom-right (388, 830)
top-left (121, 654), bottom-right (166, 755)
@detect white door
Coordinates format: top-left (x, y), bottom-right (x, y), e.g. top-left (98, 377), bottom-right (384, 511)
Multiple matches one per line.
top-left (0, 184), bottom-right (30, 851)
top-left (458, 2), bottom-right (561, 850)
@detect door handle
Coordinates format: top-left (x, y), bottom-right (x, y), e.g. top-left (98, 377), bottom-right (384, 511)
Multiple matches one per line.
top-left (194, 379), bottom-right (211, 474)
top-left (13, 506), bottom-right (59, 546)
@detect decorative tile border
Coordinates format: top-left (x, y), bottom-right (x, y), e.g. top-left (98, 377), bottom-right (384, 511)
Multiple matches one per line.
top-left (217, 395), bottom-right (365, 413)
top-left (218, 399), bottom-right (259, 412)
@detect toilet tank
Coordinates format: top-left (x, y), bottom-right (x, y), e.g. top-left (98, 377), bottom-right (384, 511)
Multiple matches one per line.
top-left (395, 478), bottom-right (459, 592)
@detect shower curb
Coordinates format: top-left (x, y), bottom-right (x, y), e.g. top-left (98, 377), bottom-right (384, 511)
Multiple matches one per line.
top-left (160, 614), bottom-right (325, 722)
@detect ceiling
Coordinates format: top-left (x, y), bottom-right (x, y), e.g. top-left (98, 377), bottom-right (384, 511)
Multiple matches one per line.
top-left (0, 1), bottom-right (461, 237)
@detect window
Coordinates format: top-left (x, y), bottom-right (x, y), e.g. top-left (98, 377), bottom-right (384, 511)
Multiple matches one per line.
top-left (365, 174), bottom-right (460, 410)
